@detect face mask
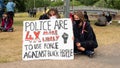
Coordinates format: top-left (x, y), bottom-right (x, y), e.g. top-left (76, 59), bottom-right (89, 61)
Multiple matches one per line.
top-left (74, 20), bottom-right (80, 25)
top-left (50, 16), bottom-right (57, 19)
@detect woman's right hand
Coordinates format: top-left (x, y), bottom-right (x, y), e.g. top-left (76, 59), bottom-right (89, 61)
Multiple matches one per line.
top-left (76, 42), bottom-right (85, 51)
top-left (76, 42), bottom-right (81, 47)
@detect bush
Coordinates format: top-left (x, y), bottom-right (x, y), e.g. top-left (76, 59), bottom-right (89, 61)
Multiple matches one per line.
top-left (94, 0), bottom-right (107, 7)
top-left (70, 0), bottom-right (81, 6)
top-left (50, 1), bottom-right (64, 7)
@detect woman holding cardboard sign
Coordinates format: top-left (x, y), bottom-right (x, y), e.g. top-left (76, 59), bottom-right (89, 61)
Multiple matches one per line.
top-left (73, 11), bottom-right (98, 58)
top-left (47, 8), bottom-right (60, 19)
top-left (39, 8), bottom-right (60, 20)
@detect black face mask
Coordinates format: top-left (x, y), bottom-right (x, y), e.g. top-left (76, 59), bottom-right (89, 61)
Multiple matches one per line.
top-left (74, 20), bottom-right (81, 25)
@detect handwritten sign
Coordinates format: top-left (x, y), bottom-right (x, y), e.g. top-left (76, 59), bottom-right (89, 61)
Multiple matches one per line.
top-left (22, 18), bottom-right (74, 60)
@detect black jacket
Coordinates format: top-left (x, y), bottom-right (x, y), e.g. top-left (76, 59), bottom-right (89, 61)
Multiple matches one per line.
top-left (84, 14), bottom-right (90, 22)
top-left (105, 15), bottom-right (112, 22)
top-left (39, 14), bottom-right (49, 20)
top-left (73, 22), bottom-right (98, 50)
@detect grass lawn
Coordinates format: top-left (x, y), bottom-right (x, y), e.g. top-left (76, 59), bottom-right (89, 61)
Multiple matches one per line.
top-left (0, 12), bottom-right (120, 63)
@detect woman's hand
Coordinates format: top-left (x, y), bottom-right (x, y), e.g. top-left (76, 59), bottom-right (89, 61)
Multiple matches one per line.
top-left (77, 47), bottom-right (85, 51)
top-left (76, 42), bottom-right (85, 51)
top-left (76, 42), bottom-right (81, 47)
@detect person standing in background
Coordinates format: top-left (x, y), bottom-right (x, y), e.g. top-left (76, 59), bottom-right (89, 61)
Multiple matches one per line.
top-left (105, 12), bottom-right (112, 25)
top-left (84, 11), bottom-right (90, 22)
top-left (0, 0), bottom-right (5, 23)
top-left (33, 8), bottom-right (37, 17)
top-left (6, 0), bottom-right (15, 18)
top-left (6, 0), bottom-right (15, 22)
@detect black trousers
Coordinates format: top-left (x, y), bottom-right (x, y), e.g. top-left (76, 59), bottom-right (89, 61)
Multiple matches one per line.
top-left (94, 22), bottom-right (106, 26)
top-left (7, 11), bottom-right (14, 20)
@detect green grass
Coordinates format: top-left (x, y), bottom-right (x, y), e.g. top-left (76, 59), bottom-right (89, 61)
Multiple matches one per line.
top-left (14, 12), bottom-right (43, 26)
top-left (14, 17), bottom-right (38, 26)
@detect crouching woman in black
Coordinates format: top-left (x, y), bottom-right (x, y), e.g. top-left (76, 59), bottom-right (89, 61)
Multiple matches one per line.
top-left (73, 11), bottom-right (98, 57)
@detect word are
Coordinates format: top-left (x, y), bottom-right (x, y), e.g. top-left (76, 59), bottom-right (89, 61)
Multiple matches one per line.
top-left (25, 20), bottom-right (68, 31)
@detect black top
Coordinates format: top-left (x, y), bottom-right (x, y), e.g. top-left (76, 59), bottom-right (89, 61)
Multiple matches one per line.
top-left (39, 14), bottom-right (49, 20)
top-left (73, 22), bottom-right (98, 50)
top-left (84, 14), bottom-right (90, 22)
top-left (105, 15), bottom-right (112, 22)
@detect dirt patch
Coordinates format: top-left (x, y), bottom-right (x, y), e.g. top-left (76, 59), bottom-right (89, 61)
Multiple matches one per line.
top-left (0, 26), bottom-right (22, 63)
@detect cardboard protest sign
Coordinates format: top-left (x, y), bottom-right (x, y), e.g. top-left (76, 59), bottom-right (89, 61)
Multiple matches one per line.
top-left (22, 18), bottom-right (74, 60)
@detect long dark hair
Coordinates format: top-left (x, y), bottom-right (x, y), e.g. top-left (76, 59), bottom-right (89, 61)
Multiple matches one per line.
top-left (47, 8), bottom-right (60, 18)
top-left (74, 11), bottom-right (85, 25)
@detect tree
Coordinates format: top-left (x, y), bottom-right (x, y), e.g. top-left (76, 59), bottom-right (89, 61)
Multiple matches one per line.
top-left (25, 0), bottom-right (51, 10)
top-left (94, 0), bottom-right (107, 7)
top-left (3, 0), bottom-right (120, 12)
top-left (50, 0), bottom-right (64, 7)
top-left (15, 0), bottom-right (26, 12)
top-left (76, 0), bottom-right (99, 6)
top-left (104, 0), bottom-right (120, 9)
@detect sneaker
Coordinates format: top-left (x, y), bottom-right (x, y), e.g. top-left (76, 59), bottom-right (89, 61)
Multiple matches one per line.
top-left (0, 27), bottom-right (2, 31)
top-left (7, 29), bottom-right (13, 32)
top-left (2, 28), bottom-right (7, 32)
top-left (0, 26), bottom-right (3, 30)
top-left (7, 27), bottom-right (14, 32)
top-left (85, 50), bottom-right (95, 58)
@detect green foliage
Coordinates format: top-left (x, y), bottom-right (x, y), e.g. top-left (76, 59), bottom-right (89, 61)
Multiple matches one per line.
top-left (15, 0), bottom-right (26, 12)
top-left (3, 0), bottom-right (120, 12)
top-left (94, 0), bottom-right (120, 9)
top-left (35, 0), bottom-right (50, 7)
top-left (70, 0), bottom-right (81, 6)
top-left (104, 0), bottom-right (120, 9)
top-left (94, 0), bottom-right (107, 7)
top-left (50, 0), bottom-right (64, 7)
top-left (113, 0), bottom-right (120, 9)
top-left (76, 0), bottom-right (99, 6)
